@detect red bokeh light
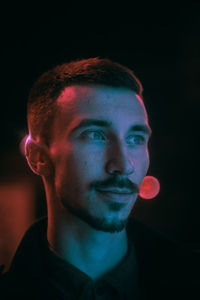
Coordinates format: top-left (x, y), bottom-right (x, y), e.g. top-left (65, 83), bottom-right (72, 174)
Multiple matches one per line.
top-left (139, 176), bottom-right (160, 199)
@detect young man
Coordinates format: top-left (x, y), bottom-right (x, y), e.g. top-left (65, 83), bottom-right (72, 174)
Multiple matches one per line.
top-left (1, 58), bottom-right (199, 299)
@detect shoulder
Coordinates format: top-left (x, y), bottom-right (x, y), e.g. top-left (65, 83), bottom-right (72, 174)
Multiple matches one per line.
top-left (0, 217), bottom-right (48, 298)
top-left (127, 216), bottom-right (200, 297)
top-left (0, 267), bottom-right (14, 299)
top-left (127, 216), bottom-right (200, 262)
top-left (0, 265), bottom-right (7, 285)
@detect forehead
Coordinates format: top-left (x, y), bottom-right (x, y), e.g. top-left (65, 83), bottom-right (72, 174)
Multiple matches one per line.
top-left (56, 85), bottom-right (149, 131)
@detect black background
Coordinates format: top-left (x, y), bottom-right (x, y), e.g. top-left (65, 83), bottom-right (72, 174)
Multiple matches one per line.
top-left (1, 5), bottom-right (200, 249)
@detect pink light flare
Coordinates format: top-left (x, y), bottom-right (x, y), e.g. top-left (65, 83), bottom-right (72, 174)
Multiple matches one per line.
top-left (139, 176), bottom-right (160, 199)
top-left (19, 135), bottom-right (30, 156)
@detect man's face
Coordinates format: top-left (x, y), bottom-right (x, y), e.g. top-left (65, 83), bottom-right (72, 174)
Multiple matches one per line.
top-left (49, 85), bottom-right (151, 232)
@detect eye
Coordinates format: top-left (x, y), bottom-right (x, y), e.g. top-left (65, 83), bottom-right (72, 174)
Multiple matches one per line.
top-left (81, 130), bottom-right (106, 141)
top-left (126, 135), bottom-right (145, 145)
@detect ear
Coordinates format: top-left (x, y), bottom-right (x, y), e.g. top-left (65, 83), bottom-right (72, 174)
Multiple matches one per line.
top-left (25, 136), bottom-right (53, 177)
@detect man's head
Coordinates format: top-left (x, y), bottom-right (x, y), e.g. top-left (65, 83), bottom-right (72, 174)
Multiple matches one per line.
top-left (25, 58), bottom-right (152, 233)
top-left (27, 57), bottom-right (144, 145)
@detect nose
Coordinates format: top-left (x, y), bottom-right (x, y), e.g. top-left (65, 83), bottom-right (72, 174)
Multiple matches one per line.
top-left (105, 142), bottom-right (134, 176)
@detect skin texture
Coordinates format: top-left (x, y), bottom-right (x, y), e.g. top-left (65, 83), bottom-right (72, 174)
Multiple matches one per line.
top-left (26, 84), bottom-right (151, 280)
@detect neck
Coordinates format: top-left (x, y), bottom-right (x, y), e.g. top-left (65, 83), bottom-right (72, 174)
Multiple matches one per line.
top-left (47, 208), bottom-right (128, 280)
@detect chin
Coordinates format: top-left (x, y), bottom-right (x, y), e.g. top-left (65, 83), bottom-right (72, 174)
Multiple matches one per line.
top-left (63, 201), bottom-right (128, 233)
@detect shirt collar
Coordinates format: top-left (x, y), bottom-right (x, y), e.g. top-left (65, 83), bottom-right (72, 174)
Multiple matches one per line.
top-left (43, 236), bottom-right (141, 299)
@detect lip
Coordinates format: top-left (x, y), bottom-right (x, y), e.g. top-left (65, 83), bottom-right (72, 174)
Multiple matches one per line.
top-left (96, 189), bottom-right (134, 202)
top-left (96, 188), bottom-right (133, 194)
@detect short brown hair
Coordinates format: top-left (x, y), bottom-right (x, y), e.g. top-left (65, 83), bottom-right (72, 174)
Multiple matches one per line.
top-left (27, 57), bottom-right (144, 145)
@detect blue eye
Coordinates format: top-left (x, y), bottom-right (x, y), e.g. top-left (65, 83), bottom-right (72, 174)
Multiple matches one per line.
top-left (126, 135), bottom-right (145, 145)
top-left (81, 130), bottom-right (105, 141)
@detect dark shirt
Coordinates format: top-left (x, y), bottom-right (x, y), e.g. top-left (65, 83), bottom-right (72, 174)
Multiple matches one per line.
top-left (1, 216), bottom-right (200, 299)
top-left (44, 238), bottom-right (142, 299)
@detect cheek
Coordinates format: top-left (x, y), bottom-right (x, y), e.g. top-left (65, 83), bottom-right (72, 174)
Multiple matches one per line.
top-left (134, 148), bottom-right (150, 174)
top-left (65, 145), bottom-right (106, 179)
top-left (144, 148), bottom-right (150, 167)
top-left (143, 156), bottom-right (150, 175)
top-left (143, 151), bottom-right (150, 176)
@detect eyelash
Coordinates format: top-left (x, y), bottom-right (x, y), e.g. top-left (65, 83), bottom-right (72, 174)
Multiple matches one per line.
top-left (126, 135), bottom-right (145, 145)
top-left (81, 130), bottom-right (106, 141)
top-left (80, 130), bottom-right (146, 145)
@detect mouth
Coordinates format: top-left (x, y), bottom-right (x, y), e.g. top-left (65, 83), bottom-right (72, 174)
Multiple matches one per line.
top-left (96, 188), bottom-right (135, 202)
top-left (96, 188), bottom-right (134, 194)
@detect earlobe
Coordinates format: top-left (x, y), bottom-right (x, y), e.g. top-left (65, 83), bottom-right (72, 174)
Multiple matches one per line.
top-left (25, 137), bottom-right (52, 177)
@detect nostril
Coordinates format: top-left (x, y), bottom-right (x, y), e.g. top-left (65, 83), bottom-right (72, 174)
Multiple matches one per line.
top-left (105, 159), bottom-right (134, 176)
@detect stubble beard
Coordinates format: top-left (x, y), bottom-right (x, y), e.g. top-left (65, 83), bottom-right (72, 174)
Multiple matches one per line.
top-left (59, 192), bottom-right (131, 233)
top-left (63, 202), bottom-right (129, 233)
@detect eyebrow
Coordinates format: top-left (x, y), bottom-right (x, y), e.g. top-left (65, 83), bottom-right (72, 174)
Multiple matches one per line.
top-left (70, 118), bottom-right (152, 137)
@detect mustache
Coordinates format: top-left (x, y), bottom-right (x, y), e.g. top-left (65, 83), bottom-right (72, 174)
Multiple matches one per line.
top-left (90, 176), bottom-right (140, 193)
